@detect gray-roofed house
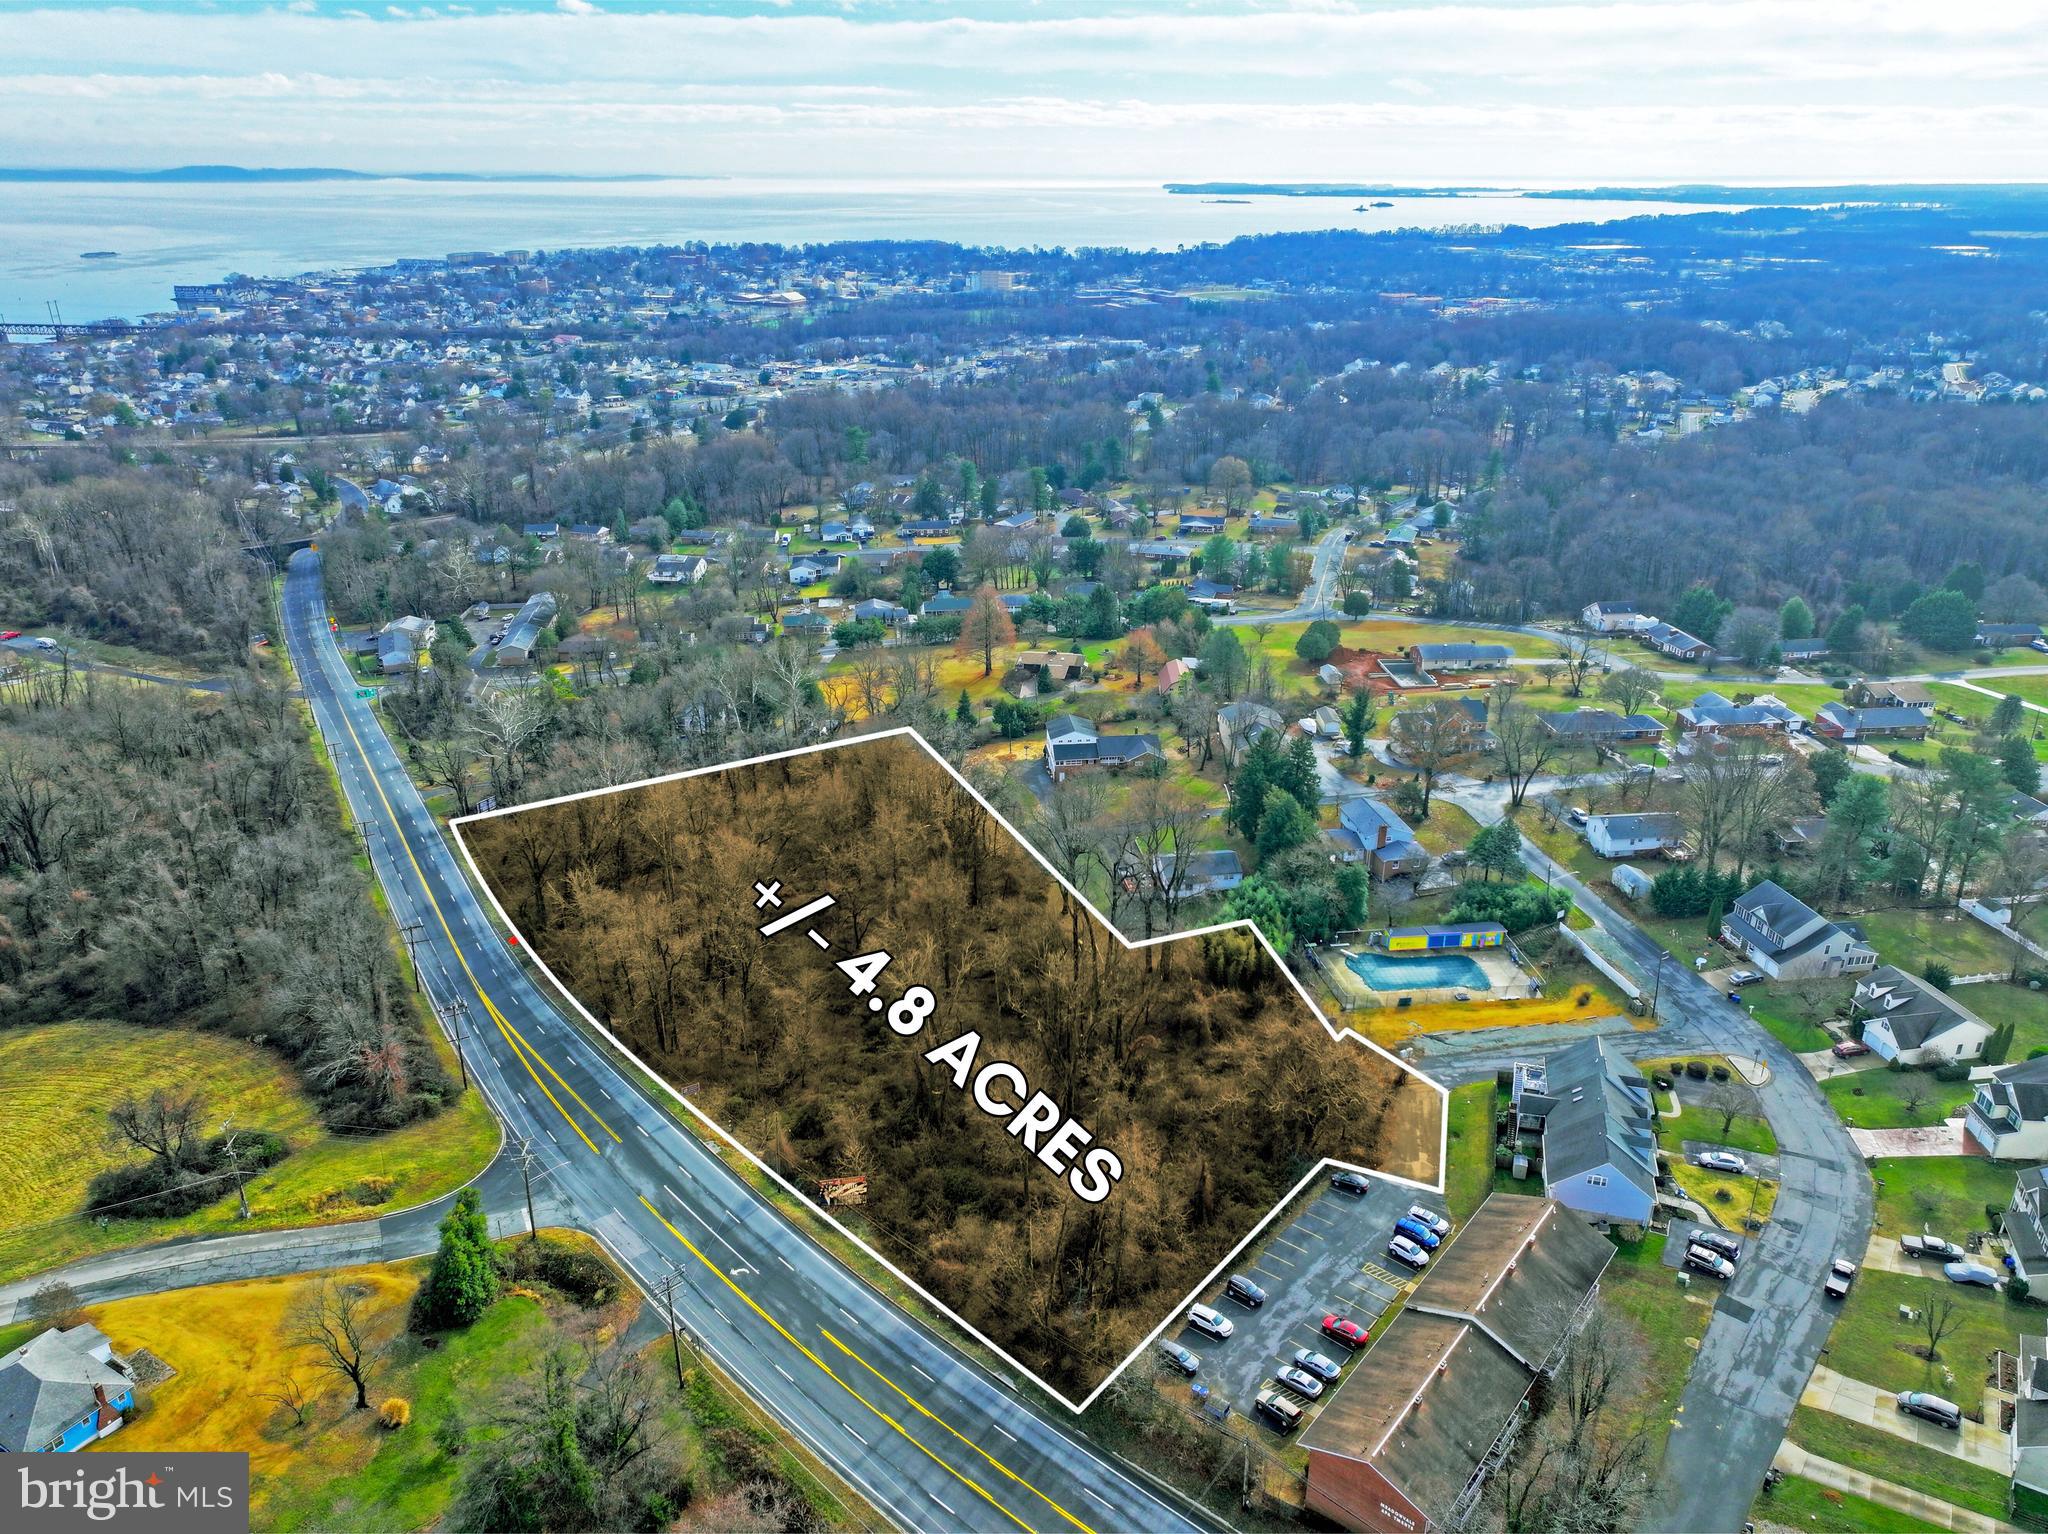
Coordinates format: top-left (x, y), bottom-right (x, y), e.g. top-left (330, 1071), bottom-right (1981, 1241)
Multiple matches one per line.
top-left (1676, 692), bottom-right (1801, 736)
top-left (1405, 641), bottom-right (1512, 673)
top-left (495, 591), bottom-right (558, 666)
top-left (1641, 622), bottom-right (1712, 661)
top-left (1337, 797), bottom-right (1429, 880)
top-left (375, 614), bottom-right (436, 673)
top-left (1583, 812), bottom-right (1687, 859)
top-left (1540, 708), bottom-right (1664, 744)
top-left (2005, 1168), bottom-right (2048, 1289)
top-left (2010, 1324), bottom-right (2048, 1511)
top-left (1853, 967), bottom-right (1993, 1066)
top-left (1042, 716), bottom-right (1162, 781)
top-left (647, 553), bottom-right (708, 585)
top-left (1812, 701), bottom-right (1932, 741)
top-left (920, 592), bottom-right (974, 617)
top-left (1776, 815), bottom-right (1830, 855)
top-left (1151, 848), bottom-right (1244, 900)
top-left (1721, 879), bottom-right (1877, 981)
top-left (1301, 1194), bottom-right (1614, 1533)
top-left (0, 1324), bottom-right (137, 1453)
top-left (1967, 1060), bottom-right (2048, 1163)
top-left (1215, 700), bottom-right (1285, 766)
top-left (1580, 600), bottom-right (1654, 633)
top-left (1510, 1038), bottom-right (1658, 1226)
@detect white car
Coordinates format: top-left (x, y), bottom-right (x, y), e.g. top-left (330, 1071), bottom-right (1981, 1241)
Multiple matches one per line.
top-left (1407, 1205), bottom-right (1452, 1238)
top-left (1186, 1303), bottom-right (1234, 1340)
top-left (1697, 1150), bottom-right (1748, 1174)
top-left (1388, 1235), bottom-right (1431, 1270)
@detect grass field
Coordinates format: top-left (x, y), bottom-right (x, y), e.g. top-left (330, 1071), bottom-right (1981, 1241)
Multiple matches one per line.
top-left (1750, 1474), bottom-right (1945, 1533)
top-left (1949, 979), bottom-right (2048, 1057)
top-left (1821, 1068), bottom-right (1975, 1130)
top-left (1784, 1405), bottom-right (2011, 1523)
top-left (1825, 1267), bottom-right (2020, 1400)
top-left (1444, 1082), bottom-right (1499, 1221)
top-left (1854, 906), bottom-right (2024, 978)
top-left (0, 1022), bottom-right (498, 1285)
top-left (1924, 683), bottom-right (2048, 763)
top-left (1644, 1058), bottom-right (1780, 1157)
top-left (1871, 1156), bottom-right (2015, 1242)
top-left (1670, 1161), bottom-right (1779, 1226)
top-left (1602, 1233), bottom-right (1715, 1476)
top-left (1745, 980), bottom-right (1853, 1053)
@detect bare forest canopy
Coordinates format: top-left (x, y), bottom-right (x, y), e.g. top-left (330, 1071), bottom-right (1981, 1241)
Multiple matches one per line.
top-left (461, 734), bottom-right (1441, 1400)
top-left (0, 675), bottom-right (457, 1131)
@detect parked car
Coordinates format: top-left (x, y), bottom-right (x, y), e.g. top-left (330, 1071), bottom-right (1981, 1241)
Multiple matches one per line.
top-left (1224, 1274), bottom-right (1268, 1309)
top-left (1276, 1366), bottom-right (1325, 1399)
top-left (1330, 1169), bottom-right (1371, 1195)
top-left (1901, 1234), bottom-right (1966, 1261)
top-left (0, 630), bottom-right (18, 640)
top-left (33, 636), bottom-right (58, 651)
top-left (1406, 1206), bottom-right (1453, 1239)
top-left (1394, 1216), bottom-right (1442, 1250)
top-left (1945, 1260), bottom-right (2001, 1288)
top-left (1388, 1235), bottom-right (1431, 1270)
top-left (1684, 1244), bottom-right (1735, 1280)
top-left (1831, 1038), bottom-right (1870, 1058)
top-left (1696, 1150), bottom-right (1748, 1174)
top-left (1290, 1348), bottom-right (1341, 1382)
top-left (1320, 1314), bottom-right (1369, 1350)
top-left (1727, 968), bottom-right (1763, 985)
top-left (1690, 1229), bottom-right (1741, 1262)
top-left (2032, 638), bottom-right (2048, 655)
top-left (1158, 1341), bottom-right (1200, 1375)
top-left (1254, 1390), bottom-right (1304, 1432)
top-left (1897, 1392), bottom-right (1963, 1429)
top-left (1824, 1259), bottom-right (1857, 1299)
top-left (1186, 1303), bottom-right (1234, 1340)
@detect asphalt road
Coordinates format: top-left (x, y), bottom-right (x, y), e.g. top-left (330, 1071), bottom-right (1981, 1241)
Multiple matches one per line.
top-left (277, 551), bottom-right (1211, 1534)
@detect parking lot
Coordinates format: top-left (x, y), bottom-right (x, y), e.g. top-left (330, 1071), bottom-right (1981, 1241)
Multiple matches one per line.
top-left (1166, 1173), bottom-right (1443, 1442)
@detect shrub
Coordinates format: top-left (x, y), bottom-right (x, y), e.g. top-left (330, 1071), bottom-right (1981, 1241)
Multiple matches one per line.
top-left (497, 1235), bottom-right (619, 1307)
top-left (1934, 1061), bottom-right (1971, 1082)
top-left (2013, 1276), bottom-right (2033, 1305)
top-left (1711, 1065), bottom-right (1731, 1082)
top-left (1923, 960), bottom-right (1955, 991)
top-left (1685, 1060), bottom-right (1709, 1080)
top-left (380, 1397), bottom-right (411, 1429)
top-left (352, 1175), bottom-right (395, 1206)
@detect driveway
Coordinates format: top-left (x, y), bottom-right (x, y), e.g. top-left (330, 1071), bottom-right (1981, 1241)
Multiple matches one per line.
top-left (1802, 1364), bottom-right (2011, 1470)
top-left (1851, 1122), bottom-right (1970, 1157)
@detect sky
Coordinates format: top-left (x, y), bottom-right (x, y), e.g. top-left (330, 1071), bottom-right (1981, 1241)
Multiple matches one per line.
top-left (2, 0), bottom-right (2046, 186)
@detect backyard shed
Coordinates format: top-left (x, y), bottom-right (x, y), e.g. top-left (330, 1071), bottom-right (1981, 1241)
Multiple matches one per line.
top-left (1610, 864), bottom-right (1653, 901)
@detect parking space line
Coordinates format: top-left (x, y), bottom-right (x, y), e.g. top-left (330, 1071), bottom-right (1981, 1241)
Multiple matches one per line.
top-left (1272, 1237), bottom-right (1312, 1255)
top-left (1259, 1251), bottom-right (1295, 1269)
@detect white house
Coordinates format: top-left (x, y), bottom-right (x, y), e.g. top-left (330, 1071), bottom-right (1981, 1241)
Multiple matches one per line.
top-left (1510, 1039), bottom-right (1658, 1226)
top-left (1151, 849), bottom-right (1244, 900)
top-left (2012, 1324), bottom-right (2048, 1513)
top-left (2006, 1168), bottom-right (2048, 1290)
top-left (1584, 812), bottom-right (1687, 859)
top-left (1581, 601), bottom-right (1656, 634)
top-left (1720, 880), bottom-right (1877, 981)
top-left (1854, 967), bottom-right (1993, 1066)
top-left (1967, 1058), bottom-right (2048, 1162)
top-left (648, 553), bottom-right (708, 585)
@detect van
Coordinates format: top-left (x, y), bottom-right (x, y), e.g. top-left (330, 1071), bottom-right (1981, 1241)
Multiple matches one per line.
top-left (1254, 1390), bottom-right (1303, 1432)
top-left (1690, 1229), bottom-right (1741, 1262)
top-left (1224, 1275), bottom-right (1267, 1309)
top-left (1897, 1392), bottom-right (1962, 1430)
top-left (1684, 1244), bottom-right (1734, 1280)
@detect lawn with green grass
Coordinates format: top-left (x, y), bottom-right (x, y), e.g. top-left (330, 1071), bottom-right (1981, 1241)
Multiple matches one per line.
top-left (1744, 979), bottom-right (1854, 1054)
top-left (1599, 1231), bottom-right (1714, 1475)
top-left (1871, 1156), bottom-right (2015, 1242)
top-left (1444, 1082), bottom-right (1499, 1221)
top-left (1786, 1405), bottom-right (2011, 1522)
top-left (1951, 979), bottom-right (2048, 1057)
top-left (1751, 1475), bottom-right (1944, 1534)
top-left (1824, 1267), bottom-right (2021, 1399)
top-left (1854, 906), bottom-right (2025, 979)
top-left (1821, 1068), bottom-right (1975, 1130)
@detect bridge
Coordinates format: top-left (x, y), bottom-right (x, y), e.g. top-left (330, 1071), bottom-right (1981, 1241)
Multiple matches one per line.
top-left (0, 320), bottom-right (157, 341)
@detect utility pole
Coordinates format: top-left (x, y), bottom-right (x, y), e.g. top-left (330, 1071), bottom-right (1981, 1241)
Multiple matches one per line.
top-left (436, 997), bottom-right (474, 1089)
top-left (512, 1136), bottom-right (540, 1242)
top-left (218, 1119), bottom-right (252, 1220)
top-left (396, 920), bottom-right (425, 993)
top-left (1650, 949), bottom-right (1667, 1020)
top-left (657, 1264), bottom-right (687, 1389)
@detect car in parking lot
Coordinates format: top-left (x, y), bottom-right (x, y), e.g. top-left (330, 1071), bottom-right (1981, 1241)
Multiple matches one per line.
top-left (1276, 1366), bottom-right (1325, 1399)
top-left (1393, 1215), bottom-right (1442, 1250)
top-left (1330, 1169), bottom-right (1370, 1195)
top-left (1388, 1235), bottom-right (1431, 1270)
top-left (1320, 1314), bottom-right (1369, 1350)
top-left (1254, 1390), bottom-right (1303, 1432)
top-left (1831, 1038), bottom-right (1870, 1058)
top-left (1291, 1347), bottom-right (1341, 1382)
top-left (1224, 1274), bottom-right (1267, 1308)
top-left (1406, 1206), bottom-right (1452, 1239)
top-left (1186, 1303), bottom-right (1234, 1340)
top-left (1690, 1229), bottom-right (1741, 1262)
top-left (1897, 1392), bottom-right (1963, 1429)
top-left (1727, 968), bottom-right (1762, 985)
top-left (1945, 1260), bottom-right (2002, 1288)
top-left (1158, 1341), bottom-right (1200, 1375)
top-left (1683, 1244), bottom-right (1735, 1279)
top-left (1696, 1150), bottom-right (1748, 1174)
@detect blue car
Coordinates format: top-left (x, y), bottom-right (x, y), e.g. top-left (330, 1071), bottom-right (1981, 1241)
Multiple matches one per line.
top-left (1394, 1216), bottom-right (1441, 1250)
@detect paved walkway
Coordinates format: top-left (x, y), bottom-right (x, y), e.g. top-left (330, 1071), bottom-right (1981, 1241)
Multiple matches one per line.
top-left (1802, 1364), bottom-right (2011, 1470)
top-left (1852, 1120), bottom-right (1970, 1158)
top-left (1770, 1442), bottom-right (2023, 1534)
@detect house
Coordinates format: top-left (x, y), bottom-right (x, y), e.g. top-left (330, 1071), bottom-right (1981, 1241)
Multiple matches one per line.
top-left (781, 608), bottom-right (833, 637)
top-left (1966, 1062), bottom-right (2048, 1162)
top-left (850, 598), bottom-right (910, 627)
top-left (1405, 642), bottom-right (1511, 673)
top-left (495, 591), bottom-right (557, 665)
top-left (2010, 1325), bottom-right (2048, 1512)
top-left (1776, 815), bottom-right (1830, 855)
top-left (1812, 701), bottom-right (1931, 741)
top-left (1043, 717), bottom-right (1162, 780)
top-left (1510, 1038), bottom-right (1659, 1226)
top-left (1540, 709), bottom-right (1664, 744)
top-left (920, 592), bottom-right (974, 618)
top-left (1979, 623), bottom-right (2044, 648)
top-left (1676, 692), bottom-right (1800, 736)
top-left (1247, 515), bottom-right (1296, 535)
top-left (1325, 825), bottom-right (1367, 863)
top-left (2004, 1168), bottom-right (2048, 1287)
top-left (1014, 650), bottom-right (1085, 683)
top-left (1581, 601), bottom-right (1655, 634)
top-left (1216, 700), bottom-right (1285, 765)
top-left (1338, 797), bottom-right (1429, 880)
top-left (375, 614), bottom-right (437, 673)
top-left (566, 522), bottom-right (612, 544)
top-left (1848, 679), bottom-right (1935, 713)
top-left (523, 521), bottom-right (561, 542)
top-left (0, 1324), bottom-right (138, 1452)
top-left (1777, 637), bottom-right (1829, 664)
top-left (788, 553), bottom-right (840, 586)
top-left (1156, 657), bottom-right (1196, 694)
top-left (1641, 623), bottom-right (1712, 661)
top-left (1179, 512), bottom-right (1225, 536)
top-left (1151, 849), bottom-right (1244, 899)
top-left (1853, 966), bottom-right (1993, 1066)
top-left (1186, 578), bottom-right (1237, 613)
top-left (1584, 812), bottom-right (1687, 859)
top-left (1720, 879), bottom-right (1877, 980)
top-left (1301, 1194), bottom-right (1614, 1533)
top-left (647, 553), bottom-right (708, 585)
top-left (2010, 793), bottom-right (2048, 826)
top-left (817, 519), bottom-right (855, 544)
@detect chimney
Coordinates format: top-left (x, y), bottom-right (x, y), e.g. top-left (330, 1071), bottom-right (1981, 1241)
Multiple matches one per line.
top-left (1377, 821), bottom-right (1389, 850)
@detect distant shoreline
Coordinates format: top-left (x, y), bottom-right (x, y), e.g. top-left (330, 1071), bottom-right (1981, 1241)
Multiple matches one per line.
top-left (1164, 181), bottom-right (2048, 205)
top-left (0, 166), bottom-right (715, 184)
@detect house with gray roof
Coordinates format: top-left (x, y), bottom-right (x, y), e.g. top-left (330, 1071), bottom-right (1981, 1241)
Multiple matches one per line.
top-left (2011, 1322), bottom-right (2048, 1509)
top-left (1812, 701), bottom-right (1932, 741)
top-left (1404, 641), bottom-right (1512, 673)
top-left (1337, 796), bottom-right (1429, 880)
top-left (1854, 966), bottom-right (1993, 1066)
top-left (494, 591), bottom-right (557, 665)
top-left (1509, 1038), bottom-right (1658, 1226)
top-left (1967, 1060), bottom-right (2048, 1163)
top-left (2005, 1167), bottom-right (2048, 1288)
top-left (1151, 848), bottom-right (1244, 900)
top-left (1676, 691), bottom-right (1801, 736)
top-left (1720, 879), bottom-right (1876, 981)
top-left (1584, 812), bottom-right (1687, 859)
top-left (1540, 708), bottom-right (1664, 744)
top-left (0, 1325), bottom-right (137, 1453)
top-left (1042, 716), bottom-right (1161, 780)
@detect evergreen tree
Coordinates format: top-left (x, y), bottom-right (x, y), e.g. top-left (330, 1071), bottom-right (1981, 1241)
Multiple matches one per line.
top-left (1900, 589), bottom-right (1978, 653)
top-left (955, 690), bottom-right (975, 725)
top-left (1295, 619), bottom-right (1342, 664)
top-left (415, 1187), bottom-right (497, 1331)
top-left (1998, 733), bottom-right (2041, 795)
top-left (1809, 748), bottom-right (1851, 807)
top-left (1343, 689), bottom-right (1374, 757)
top-left (1825, 603), bottom-right (1867, 660)
top-left (1671, 584), bottom-right (1732, 643)
top-left (1280, 735), bottom-right (1322, 813)
top-left (1256, 787), bottom-right (1314, 859)
top-left (1779, 595), bottom-right (1815, 641)
top-left (1228, 735), bottom-right (1279, 840)
top-left (1992, 694), bottom-right (2026, 737)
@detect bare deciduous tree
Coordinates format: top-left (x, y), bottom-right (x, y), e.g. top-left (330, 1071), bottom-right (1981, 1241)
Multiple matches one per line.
top-left (287, 1278), bottom-right (378, 1411)
top-left (108, 1088), bottom-right (209, 1172)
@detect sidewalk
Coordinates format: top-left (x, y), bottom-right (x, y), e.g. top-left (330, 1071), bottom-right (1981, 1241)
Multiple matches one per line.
top-left (1802, 1364), bottom-right (2010, 1470)
top-left (1770, 1441), bottom-right (2023, 1534)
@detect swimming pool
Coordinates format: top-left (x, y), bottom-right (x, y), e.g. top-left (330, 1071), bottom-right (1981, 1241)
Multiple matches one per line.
top-left (1344, 950), bottom-right (1493, 992)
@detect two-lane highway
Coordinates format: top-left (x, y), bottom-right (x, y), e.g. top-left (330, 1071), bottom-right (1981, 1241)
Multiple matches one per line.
top-left (282, 551), bottom-right (1209, 1534)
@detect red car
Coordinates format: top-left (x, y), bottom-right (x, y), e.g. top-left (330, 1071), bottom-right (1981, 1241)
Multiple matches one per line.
top-left (0, 631), bottom-right (19, 641)
top-left (1320, 1314), bottom-right (1369, 1350)
top-left (1831, 1039), bottom-right (1870, 1058)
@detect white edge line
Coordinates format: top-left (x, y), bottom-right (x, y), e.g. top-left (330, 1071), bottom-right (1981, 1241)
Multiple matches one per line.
top-left (446, 723), bottom-right (1449, 1417)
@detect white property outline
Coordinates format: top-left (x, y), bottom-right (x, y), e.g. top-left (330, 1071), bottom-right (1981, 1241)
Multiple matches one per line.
top-left (450, 724), bottom-right (1451, 1414)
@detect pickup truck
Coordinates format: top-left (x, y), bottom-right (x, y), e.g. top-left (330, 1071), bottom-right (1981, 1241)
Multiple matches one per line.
top-left (1901, 1234), bottom-right (1966, 1261)
top-left (1824, 1259), bottom-right (1857, 1299)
